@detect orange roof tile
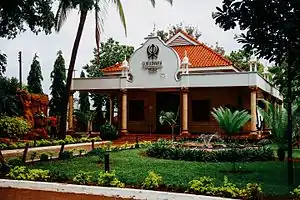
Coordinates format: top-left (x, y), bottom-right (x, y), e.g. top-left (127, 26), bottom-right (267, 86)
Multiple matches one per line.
top-left (102, 62), bottom-right (122, 72)
top-left (172, 45), bottom-right (232, 68)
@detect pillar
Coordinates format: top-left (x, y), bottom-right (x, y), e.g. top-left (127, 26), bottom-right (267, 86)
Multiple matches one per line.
top-left (109, 95), bottom-right (114, 124)
top-left (121, 89), bottom-right (128, 135)
top-left (250, 87), bottom-right (257, 133)
top-left (68, 92), bottom-right (74, 131)
top-left (181, 88), bottom-right (189, 136)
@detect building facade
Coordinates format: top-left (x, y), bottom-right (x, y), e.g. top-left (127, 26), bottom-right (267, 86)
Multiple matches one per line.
top-left (70, 31), bottom-right (282, 136)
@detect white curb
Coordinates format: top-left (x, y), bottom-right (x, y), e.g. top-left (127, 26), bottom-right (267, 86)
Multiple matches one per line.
top-left (0, 179), bottom-right (233, 200)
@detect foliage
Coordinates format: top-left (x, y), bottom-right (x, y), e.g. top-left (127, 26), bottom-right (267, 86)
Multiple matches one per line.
top-left (97, 171), bottom-right (124, 188)
top-left (156, 23), bottom-right (201, 42)
top-left (7, 166), bottom-right (50, 181)
top-left (188, 176), bottom-right (262, 199)
top-left (0, 116), bottom-right (31, 138)
top-left (36, 139), bottom-right (52, 147)
top-left (30, 151), bottom-right (37, 162)
top-left (7, 157), bottom-right (23, 167)
top-left (0, 0), bottom-right (54, 39)
top-left (146, 142), bottom-right (274, 162)
top-left (0, 51), bottom-right (7, 77)
top-left (73, 171), bottom-right (92, 185)
top-left (27, 54), bottom-right (43, 94)
top-left (211, 107), bottom-right (251, 135)
top-left (64, 135), bottom-right (76, 144)
top-left (159, 110), bottom-right (178, 140)
top-left (40, 153), bottom-right (49, 161)
top-left (0, 77), bottom-right (22, 116)
top-left (49, 169), bottom-right (69, 182)
top-left (86, 148), bottom-right (106, 157)
top-left (291, 185), bottom-right (300, 197)
top-left (99, 122), bottom-right (119, 140)
top-left (59, 151), bottom-right (73, 160)
top-left (225, 49), bottom-right (264, 73)
top-left (49, 50), bottom-right (66, 116)
top-left (0, 143), bottom-right (8, 150)
top-left (142, 171), bottom-right (163, 189)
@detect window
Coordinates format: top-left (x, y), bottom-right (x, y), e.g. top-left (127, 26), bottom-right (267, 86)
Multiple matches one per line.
top-left (192, 100), bottom-right (210, 121)
top-left (129, 100), bottom-right (145, 121)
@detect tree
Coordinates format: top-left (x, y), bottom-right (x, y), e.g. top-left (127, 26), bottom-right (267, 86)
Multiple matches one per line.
top-left (56, 0), bottom-right (173, 139)
top-left (0, 52), bottom-right (7, 77)
top-left (157, 23), bottom-right (201, 42)
top-left (49, 50), bottom-right (66, 116)
top-left (0, 77), bottom-right (22, 116)
top-left (27, 54), bottom-right (43, 94)
top-left (0, 0), bottom-right (54, 39)
top-left (79, 71), bottom-right (90, 113)
top-left (213, 0), bottom-right (300, 185)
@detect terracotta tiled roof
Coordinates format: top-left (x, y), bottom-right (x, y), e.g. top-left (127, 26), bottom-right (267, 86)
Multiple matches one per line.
top-left (102, 62), bottom-right (122, 72)
top-left (172, 45), bottom-right (232, 68)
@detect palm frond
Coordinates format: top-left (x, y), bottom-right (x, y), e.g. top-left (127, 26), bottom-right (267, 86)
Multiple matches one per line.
top-left (111, 0), bottom-right (127, 36)
top-left (149, 0), bottom-right (173, 7)
top-left (55, 0), bottom-right (74, 32)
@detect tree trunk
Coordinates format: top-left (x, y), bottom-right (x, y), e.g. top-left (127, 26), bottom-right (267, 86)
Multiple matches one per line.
top-left (287, 55), bottom-right (294, 185)
top-left (58, 11), bottom-right (88, 139)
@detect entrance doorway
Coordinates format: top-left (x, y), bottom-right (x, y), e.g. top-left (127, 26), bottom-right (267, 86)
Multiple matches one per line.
top-left (155, 92), bottom-right (180, 134)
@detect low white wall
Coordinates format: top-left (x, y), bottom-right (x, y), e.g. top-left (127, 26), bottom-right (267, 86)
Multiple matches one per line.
top-left (0, 179), bottom-right (233, 200)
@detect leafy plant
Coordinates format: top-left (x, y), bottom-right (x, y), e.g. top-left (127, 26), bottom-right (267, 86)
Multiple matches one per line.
top-left (0, 116), bottom-right (31, 138)
top-left (97, 171), bottom-right (124, 188)
top-left (64, 135), bottom-right (75, 144)
top-left (59, 151), bottom-right (73, 160)
top-left (211, 107), bottom-right (251, 136)
top-left (49, 169), bottom-right (69, 182)
top-left (291, 185), bottom-right (300, 197)
top-left (0, 143), bottom-right (8, 150)
top-left (7, 166), bottom-right (50, 181)
top-left (40, 153), bottom-right (49, 161)
top-left (73, 171), bottom-right (92, 185)
top-left (142, 171), bottom-right (163, 189)
top-left (159, 110), bottom-right (179, 141)
top-left (7, 157), bottom-right (23, 167)
top-left (99, 122), bottom-right (119, 140)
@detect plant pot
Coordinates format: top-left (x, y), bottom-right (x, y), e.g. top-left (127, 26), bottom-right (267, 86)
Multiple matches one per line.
top-left (277, 148), bottom-right (285, 161)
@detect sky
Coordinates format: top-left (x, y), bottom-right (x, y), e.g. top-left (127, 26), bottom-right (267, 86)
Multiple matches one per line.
top-left (0, 0), bottom-right (242, 96)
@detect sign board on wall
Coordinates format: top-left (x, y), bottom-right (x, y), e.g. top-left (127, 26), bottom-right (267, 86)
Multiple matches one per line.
top-left (141, 44), bottom-right (163, 73)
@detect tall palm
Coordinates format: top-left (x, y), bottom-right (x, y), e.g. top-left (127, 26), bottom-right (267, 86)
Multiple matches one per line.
top-left (55, 0), bottom-right (173, 138)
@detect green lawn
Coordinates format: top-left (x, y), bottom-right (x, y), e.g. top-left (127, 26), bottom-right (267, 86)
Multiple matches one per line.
top-left (29, 148), bottom-right (300, 196)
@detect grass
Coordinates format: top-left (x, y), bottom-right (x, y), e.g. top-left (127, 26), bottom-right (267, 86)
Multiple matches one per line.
top-left (29, 148), bottom-right (300, 196)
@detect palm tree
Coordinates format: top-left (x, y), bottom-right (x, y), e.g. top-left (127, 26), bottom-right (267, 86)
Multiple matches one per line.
top-left (55, 0), bottom-right (173, 138)
top-left (211, 107), bottom-right (251, 137)
top-left (159, 110), bottom-right (178, 141)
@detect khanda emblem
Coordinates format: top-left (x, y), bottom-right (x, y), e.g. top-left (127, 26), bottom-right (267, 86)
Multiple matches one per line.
top-left (147, 44), bottom-right (159, 60)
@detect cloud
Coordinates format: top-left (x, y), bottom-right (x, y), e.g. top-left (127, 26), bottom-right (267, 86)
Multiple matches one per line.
top-left (0, 0), bottom-right (242, 95)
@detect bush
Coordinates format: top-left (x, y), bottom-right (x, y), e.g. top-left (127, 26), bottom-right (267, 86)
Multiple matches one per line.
top-left (59, 151), bottom-right (73, 160)
top-left (7, 166), bottom-right (50, 181)
top-left (49, 169), bottom-right (69, 182)
top-left (142, 171), bottom-right (163, 189)
top-left (86, 148), bottom-right (105, 157)
top-left (0, 143), bottom-right (8, 150)
top-left (64, 135), bottom-right (75, 144)
top-left (73, 171), bottom-right (91, 185)
top-left (7, 157), bottom-right (23, 167)
top-left (98, 171), bottom-right (124, 188)
top-left (257, 139), bottom-right (273, 146)
top-left (291, 185), bottom-right (300, 197)
top-left (0, 116), bottom-right (31, 138)
top-left (146, 142), bottom-right (274, 162)
top-left (188, 176), bottom-right (262, 199)
top-left (40, 153), bottom-right (49, 161)
top-left (36, 139), bottom-right (52, 147)
top-left (99, 122), bottom-right (119, 140)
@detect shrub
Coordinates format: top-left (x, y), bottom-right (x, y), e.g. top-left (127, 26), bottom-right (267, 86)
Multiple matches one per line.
top-left (73, 171), bottom-right (92, 185)
top-left (257, 139), bottom-right (273, 146)
top-left (7, 157), bottom-right (23, 167)
top-left (49, 169), bottom-right (69, 182)
top-left (0, 116), bottom-right (31, 138)
top-left (142, 171), bottom-right (163, 189)
top-left (7, 166), bottom-right (50, 181)
top-left (291, 185), bottom-right (300, 197)
top-left (99, 122), bottom-right (119, 140)
top-left (0, 143), bottom-right (8, 150)
top-left (64, 135), bottom-right (75, 144)
top-left (59, 151), bottom-right (73, 160)
top-left (86, 148), bottom-right (105, 157)
top-left (146, 142), bottom-right (274, 162)
top-left (36, 139), bottom-right (52, 147)
top-left (188, 176), bottom-right (262, 199)
top-left (98, 171), bottom-right (124, 188)
top-left (52, 139), bottom-right (65, 145)
top-left (40, 153), bottom-right (49, 161)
